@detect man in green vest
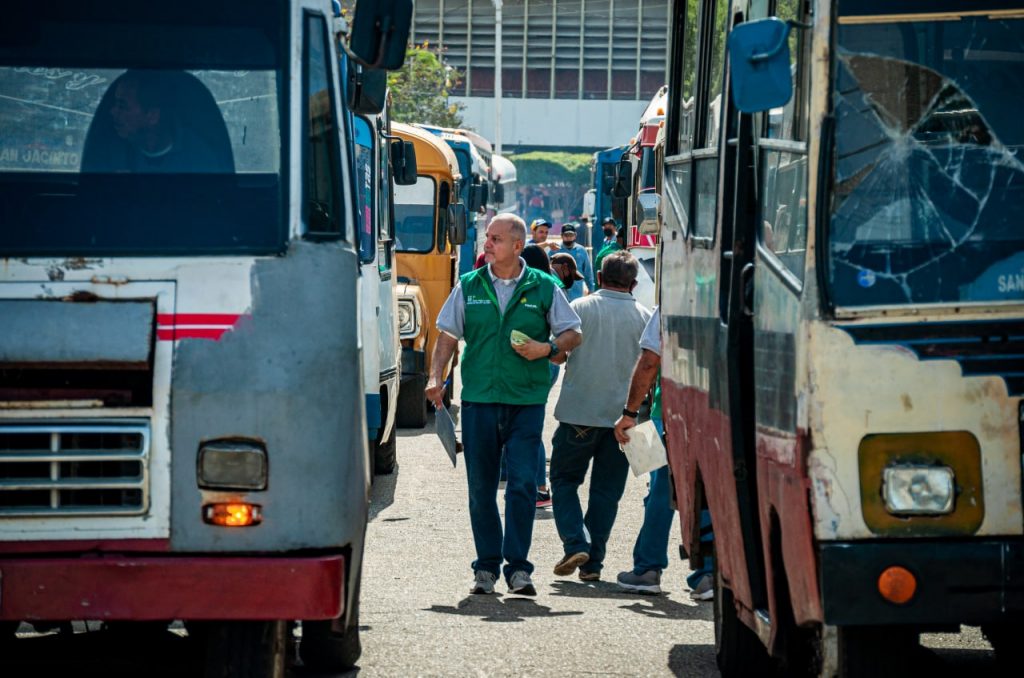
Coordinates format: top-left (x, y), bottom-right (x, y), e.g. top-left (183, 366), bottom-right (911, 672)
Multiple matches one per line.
top-left (426, 213), bottom-right (582, 597)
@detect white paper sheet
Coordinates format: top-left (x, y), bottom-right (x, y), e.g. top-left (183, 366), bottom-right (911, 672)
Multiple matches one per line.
top-left (620, 419), bottom-right (667, 477)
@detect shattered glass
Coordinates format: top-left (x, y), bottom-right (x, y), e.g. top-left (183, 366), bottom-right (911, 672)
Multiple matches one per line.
top-left (828, 17), bottom-right (1024, 307)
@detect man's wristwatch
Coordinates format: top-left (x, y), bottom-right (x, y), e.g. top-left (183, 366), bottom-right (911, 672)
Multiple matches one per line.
top-left (548, 341), bottom-right (559, 358)
top-left (621, 407), bottom-right (640, 418)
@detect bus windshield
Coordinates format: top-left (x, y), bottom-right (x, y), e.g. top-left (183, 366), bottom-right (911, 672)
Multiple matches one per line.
top-left (0, 3), bottom-right (284, 256)
top-left (394, 176), bottom-right (436, 253)
top-left (827, 11), bottom-right (1024, 307)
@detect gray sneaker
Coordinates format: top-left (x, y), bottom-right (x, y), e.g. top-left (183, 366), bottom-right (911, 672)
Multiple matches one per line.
top-left (507, 570), bottom-right (536, 596)
top-left (689, 573), bottom-right (714, 601)
top-left (471, 570), bottom-right (497, 594)
top-left (616, 569), bottom-right (662, 595)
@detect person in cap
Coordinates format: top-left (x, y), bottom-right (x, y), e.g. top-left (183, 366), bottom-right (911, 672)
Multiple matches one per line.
top-left (558, 223), bottom-right (594, 301)
top-left (600, 217), bottom-right (618, 248)
top-left (549, 250), bottom-right (652, 582)
top-left (427, 213), bottom-right (582, 597)
top-left (550, 251), bottom-right (585, 302)
top-left (594, 224), bottom-right (627, 287)
top-left (528, 218), bottom-right (559, 254)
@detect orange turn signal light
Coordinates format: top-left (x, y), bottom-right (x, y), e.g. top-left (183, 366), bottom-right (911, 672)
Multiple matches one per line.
top-left (877, 565), bottom-right (916, 605)
top-left (203, 502), bottom-right (262, 527)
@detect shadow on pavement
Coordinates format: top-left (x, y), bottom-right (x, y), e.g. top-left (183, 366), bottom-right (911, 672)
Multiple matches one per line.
top-left (425, 595), bottom-right (584, 623)
top-left (668, 643), bottom-right (718, 678)
top-left (547, 580), bottom-right (712, 621)
top-left (368, 464), bottom-right (398, 522)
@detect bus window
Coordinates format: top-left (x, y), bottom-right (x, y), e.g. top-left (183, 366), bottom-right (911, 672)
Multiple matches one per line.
top-left (757, 0), bottom-right (811, 283)
top-left (354, 116), bottom-right (375, 262)
top-left (673, 0), bottom-right (700, 154)
top-left (378, 119), bottom-right (394, 272)
top-left (394, 176), bottom-right (436, 252)
top-left (0, 15), bottom-right (283, 256)
top-left (691, 0), bottom-right (729, 239)
top-left (304, 13), bottom-right (343, 240)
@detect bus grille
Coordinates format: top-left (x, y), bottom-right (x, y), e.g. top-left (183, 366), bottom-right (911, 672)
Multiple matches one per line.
top-left (0, 423), bottom-right (149, 517)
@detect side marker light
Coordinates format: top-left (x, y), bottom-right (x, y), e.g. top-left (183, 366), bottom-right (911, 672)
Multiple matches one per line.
top-left (877, 565), bottom-right (916, 605)
top-left (203, 503), bottom-right (262, 527)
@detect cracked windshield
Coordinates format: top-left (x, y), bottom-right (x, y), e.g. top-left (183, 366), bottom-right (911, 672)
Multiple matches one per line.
top-left (829, 13), bottom-right (1024, 307)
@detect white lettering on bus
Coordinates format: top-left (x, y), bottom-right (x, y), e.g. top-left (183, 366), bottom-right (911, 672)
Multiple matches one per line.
top-left (998, 273), bottom-right (1024, 293)
top-left (19, 149), bottom-right (80, 167)
top-left (13, 66), bottom-right (107, 91)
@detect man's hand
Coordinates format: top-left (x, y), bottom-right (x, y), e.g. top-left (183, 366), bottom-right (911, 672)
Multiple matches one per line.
top-left (425, 377), bottom-right (445, 409)
top-left (614, 414), bottom-right (637, 445)
top-left (512, 338), bottom-right (551, 361)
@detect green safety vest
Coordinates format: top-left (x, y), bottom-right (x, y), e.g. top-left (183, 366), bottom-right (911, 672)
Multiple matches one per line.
top-left (460, 266), bottom-right (558, 405)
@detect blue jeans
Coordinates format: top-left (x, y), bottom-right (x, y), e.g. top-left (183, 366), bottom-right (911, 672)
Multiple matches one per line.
top-left (498, 363), bottom-right (559, 490)
top-left (461, 401), bottom-right (545, 581)
top-left (631, 418), bottom-right (675, 574)
top-left (549, 423), bottom-right (629, 574)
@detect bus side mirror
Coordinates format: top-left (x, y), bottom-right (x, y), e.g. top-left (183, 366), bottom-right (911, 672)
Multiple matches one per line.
top-left (469, 181), bottom-right (488, 212)
top-left (492, 181), bottom-right (505, 205)
top-left (349, 0), bottom-right (413, 70)
top-left (391, 140), bottom-right (417, 185)
top-left (637, 192), bottom-right (661, 235)
top-left (611, 158), bottom-right (632, 199)
top-left (348, 61), bottom-right (387, 115)
top-left (728, 18), bottom-right (793, 113)
top-left (447, 203), bottom-right (468, 245)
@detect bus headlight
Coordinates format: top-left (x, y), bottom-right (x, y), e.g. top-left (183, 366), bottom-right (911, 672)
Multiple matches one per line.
top-left (882, 465), bottom-right (954, 515)
top-left (398, 298), bottom-right (419, 338)
top-left (198, 440), bottom-right (268, 491)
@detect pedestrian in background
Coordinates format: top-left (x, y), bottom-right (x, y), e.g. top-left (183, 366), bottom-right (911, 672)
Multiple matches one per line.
top-left (550, 251), bottom-right (652, 582)
top-left (558, 223), bottom-right (594, 300)
top-left (594, 224), bottom-right (627, 285)
top-left (528, 218), bottom-right (559, 254)
top-left (613, 307), bottom-right (714, 599)
top-left (550, 252), bottom-right (585, 302)
top-left (427, 214), bottom-right (582, 596)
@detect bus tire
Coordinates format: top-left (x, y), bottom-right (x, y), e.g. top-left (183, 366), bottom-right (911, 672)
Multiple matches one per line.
top-left (396, 374), bottom-right (428, 428)
top-left (713, 560), bottom-right (772, 678)
top-left (202, 620), bottom-right (287, 678)
top-left (373, 428), bottom-right (397, 475)
top-left (982, 623), bottom-right (1024, 670)
top-left (0, 621), bottom-right (17, 645)
top-left (299, 619), bottom-right (361, 672)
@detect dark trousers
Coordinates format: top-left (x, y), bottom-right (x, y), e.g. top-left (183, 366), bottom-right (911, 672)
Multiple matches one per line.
top-left (549, 423), bottom-right (629, 574)
top-left (461, 401), bottom-right (545, 581)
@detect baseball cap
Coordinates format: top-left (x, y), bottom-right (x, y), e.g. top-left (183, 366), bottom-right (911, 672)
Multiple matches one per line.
top-left (602, 217), bottom-right (616, 225)
top-left (550, 252), bottom-right (585, 280)
top-left (561, 223), bottom-right (577, 235)
top-left (531, 218), bottom-right (551, 230)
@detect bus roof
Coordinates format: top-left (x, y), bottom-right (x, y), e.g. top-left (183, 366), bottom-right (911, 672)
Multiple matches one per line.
top-left (490, 154), bottom-right (516, 182)
top-left (392, 122), bottom-right (461, 182)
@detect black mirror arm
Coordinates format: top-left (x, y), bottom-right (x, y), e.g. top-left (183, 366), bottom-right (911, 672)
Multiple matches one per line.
top-left (748, 20), bottom-right (809, 64)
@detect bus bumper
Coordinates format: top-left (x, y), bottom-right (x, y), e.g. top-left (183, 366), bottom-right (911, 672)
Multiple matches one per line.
top-left (820, 540), bottom-right (1024, 626)
top-left (0, 554), bottom-right (344, 621)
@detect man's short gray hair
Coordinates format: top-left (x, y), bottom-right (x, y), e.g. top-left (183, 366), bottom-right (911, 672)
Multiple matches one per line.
top-left (601, 250), bottom-right (640, 288)
top-left (491, 213), bottom-right (527, 244)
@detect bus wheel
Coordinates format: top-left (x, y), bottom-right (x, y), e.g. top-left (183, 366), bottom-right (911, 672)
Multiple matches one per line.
top-left (835, 626), bottom-right (916, 677)
top-left (396, 374), bottom-right (428, 428)
top-left (0, 621), bottom-right (18, 644)
top-left (982, 623), bottom-right (1024, 670)
top-left (713, 559), bottom-right (772, 677)
top-left (373, 428), bottom-right (397, 475)
top-left (202, 620), bottom-right (287, 678)
top-left (299, 618), bottom-right (361, 671)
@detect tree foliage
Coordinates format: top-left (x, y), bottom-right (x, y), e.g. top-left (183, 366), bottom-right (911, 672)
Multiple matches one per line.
top-left (387, 44), bottom-right (466, 127)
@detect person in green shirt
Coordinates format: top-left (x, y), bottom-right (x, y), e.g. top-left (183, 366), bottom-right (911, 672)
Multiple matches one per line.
top-left (427, 214), bottom-right (582, 597)
top-left (594, 223), bottom-right (626, 286)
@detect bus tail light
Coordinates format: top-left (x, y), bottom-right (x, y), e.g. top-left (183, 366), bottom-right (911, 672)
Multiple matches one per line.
top-left (204, 502), bottom-right (262, 527)
top-left (877, 566), bottom-right (917, 605)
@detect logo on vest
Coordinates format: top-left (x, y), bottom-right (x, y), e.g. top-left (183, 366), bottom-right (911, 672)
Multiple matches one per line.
top-left (467, 297), bottom-right (491, 305)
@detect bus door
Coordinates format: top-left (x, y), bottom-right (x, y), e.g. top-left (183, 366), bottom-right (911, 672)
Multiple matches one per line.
top-left (744, 0), bottom-right (822, 649)
top-left (662, 0), bottom-right (767, 639)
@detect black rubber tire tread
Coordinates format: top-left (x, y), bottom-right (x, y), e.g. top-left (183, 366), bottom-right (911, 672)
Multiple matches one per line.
top-left (299, 620), bottom-right (361, 672)
top-left (982, 623), bottom-right (1024, 673)
top-left (395, 374), bottom-right (428, 428)
top-left (202, 620), bottom-right (287, 678)
top-left (837, 626), bottom-right (916, 678)
top-left (713, 560), bottom-right (773, 678)
top-left (373, 427), bottom-right (397, 475)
